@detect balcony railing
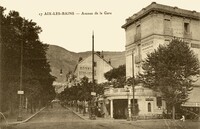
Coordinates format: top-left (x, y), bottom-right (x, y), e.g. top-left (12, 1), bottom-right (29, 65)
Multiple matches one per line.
top-left (134, 33), bottom-right (141, 42)
top-left (104, 87), bottom-right (156, 97)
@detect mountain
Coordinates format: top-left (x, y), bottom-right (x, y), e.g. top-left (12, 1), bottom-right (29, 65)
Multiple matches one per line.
top-left (46, 45), bottom-right (125, 82)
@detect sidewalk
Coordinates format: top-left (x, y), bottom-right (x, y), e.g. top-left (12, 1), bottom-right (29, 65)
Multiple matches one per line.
top-left (66, 106), bottom-right (125, 122)
top-left (6, 107), bottom-right (45, 125)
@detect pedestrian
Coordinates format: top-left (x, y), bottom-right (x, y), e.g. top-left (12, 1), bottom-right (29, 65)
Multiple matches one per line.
top-left (180, 115), bottom-right (185, 121)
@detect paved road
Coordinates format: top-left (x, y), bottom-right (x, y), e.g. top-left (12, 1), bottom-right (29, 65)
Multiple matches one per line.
top-left (28, 103), bottom-right (83, 123)
top-left (7, 103), bottom-right (200, 129)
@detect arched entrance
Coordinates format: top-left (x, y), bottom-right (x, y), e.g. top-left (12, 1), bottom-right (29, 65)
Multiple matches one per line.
top-left (148, 102), bottom-right (151, 112)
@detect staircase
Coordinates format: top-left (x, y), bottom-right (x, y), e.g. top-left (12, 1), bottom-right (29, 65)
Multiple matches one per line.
top-left (180, 107), bottom-right (200, 120)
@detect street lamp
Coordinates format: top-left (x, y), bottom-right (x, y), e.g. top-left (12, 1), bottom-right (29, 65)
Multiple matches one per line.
top-left (125, 85), bottom-right (131, 120)
top-left (17, 19), bottom-right (25, 121)
top-left (0, 7), bottom-right (2, 113)
top-left (131, 50), bottom-right (135, 120)
top-left (90, 31), bottom-right (96, 120)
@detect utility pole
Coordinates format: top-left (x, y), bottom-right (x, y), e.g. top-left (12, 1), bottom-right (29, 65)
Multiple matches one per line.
top-left (92, 31), bottom-right (94, 93)
top-left (17, 20), bottom-right (24, 121)
top-left (0, 7), bottom-right (2, 112)
top-left (132, 51), bottom-right (135, 120)
top-left (90, 31), bottom-right (96, 120)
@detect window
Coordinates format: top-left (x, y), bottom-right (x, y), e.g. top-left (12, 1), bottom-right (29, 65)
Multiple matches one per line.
top-left (156, 97), bottom-right (162, 108)
top-left (136, 25), bottom-right (141, 34)
top-left (164, 19), bottom-right (171, 29)
top-left (148, 102), bottom-right (151, 112)
top-left (184, 23), bottom-right (190, 33)
top-left (135, 24), bottom-right (141, 42)
top-left (164, 19), bottom-right (172, 35)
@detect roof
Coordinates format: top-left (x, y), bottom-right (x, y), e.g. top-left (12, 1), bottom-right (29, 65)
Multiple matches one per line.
top-left (122, 2), bottom-right (200, 29)
top-left (182, 86), bottom-right (200, 107)
top-left (193, 77), bottom-right (200, 87)
top-left (182, 77), bottom-right (200, 107)
top-left (73, 52), bottom-right (114, 73)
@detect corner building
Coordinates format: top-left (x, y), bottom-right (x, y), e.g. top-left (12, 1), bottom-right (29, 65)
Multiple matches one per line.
top-left (122, 2), bottom-right (200, 117)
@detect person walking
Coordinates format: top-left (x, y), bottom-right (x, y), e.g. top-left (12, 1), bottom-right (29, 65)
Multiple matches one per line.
top-left (180, 115), bottom-right (185, 121)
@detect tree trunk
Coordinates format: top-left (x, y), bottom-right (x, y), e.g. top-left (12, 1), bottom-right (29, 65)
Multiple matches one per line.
top-left (9, 100), bottom-right (13, 115)
top-left (33, 102), bottom-right (36, 112)
top-left (30, 99), bottom-right (33, 114)
top-left (9, 96), bottom-right (14, 115)
top-left (25, 97), bottom-right (28, 111)
top-left (38, 100), bottom-right (41, 110)
top-left (172, 105), bottom-right (175, 119)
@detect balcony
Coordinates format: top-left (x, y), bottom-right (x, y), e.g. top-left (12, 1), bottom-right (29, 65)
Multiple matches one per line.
top-left (104, 87), bottom-right (156, 97)
top-left (184, 31), bottom-right (192, 39)
top-left (134, 33), bottom-right (141, 42)
top-left (164, 28), bottom-right (173, 36)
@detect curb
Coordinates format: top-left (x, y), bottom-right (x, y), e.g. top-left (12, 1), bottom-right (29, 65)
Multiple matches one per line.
top-left (65, 106), bottom-right (87, 120)
top-left (8, 107), bottom-right (46, 125)
top-left (65, 106), bottom-right (115, 121)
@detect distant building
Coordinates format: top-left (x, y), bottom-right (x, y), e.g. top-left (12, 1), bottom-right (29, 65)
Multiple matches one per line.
top-left (74, 52), bottom-right (113, 84)
top-left (103, 2), bottom-right (200, 119)
top-left (53, 82), bottom-right (68, 94)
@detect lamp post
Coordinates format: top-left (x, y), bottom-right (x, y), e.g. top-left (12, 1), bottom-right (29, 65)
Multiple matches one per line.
top-left (0, 7), bottom-right (2, 113)
top-left (125, 86), bottom-right (131, 121)
top-left (90, 31), bottom-right (96, 120)
top-left (17, 20), bottom-right (24, 121)
top-left (131, 50), bottom-right (135, 120)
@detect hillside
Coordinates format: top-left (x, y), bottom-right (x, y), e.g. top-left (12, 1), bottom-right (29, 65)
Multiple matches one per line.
top-left (46, 45), bottom-right (125, 82)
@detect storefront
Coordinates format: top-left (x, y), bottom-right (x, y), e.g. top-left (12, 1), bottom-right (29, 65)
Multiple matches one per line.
top-left (100, 85), bottom-right (166, 119)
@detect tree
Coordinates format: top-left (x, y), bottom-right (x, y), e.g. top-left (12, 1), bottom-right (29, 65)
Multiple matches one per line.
top-left (59, 76), bottom-right (105, 103)
top-left (140, 38), bottom-right (199, 119)
top-left (78, 76), bottom-right (93, 101)
top-left (1, 7), bottom-right (56, 113)
top-left (104, 64), bottom-right (126, 88)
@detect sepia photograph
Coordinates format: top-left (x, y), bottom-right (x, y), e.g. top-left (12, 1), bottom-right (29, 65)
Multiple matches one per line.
top-left (0, 0), bottom-right (200, 129)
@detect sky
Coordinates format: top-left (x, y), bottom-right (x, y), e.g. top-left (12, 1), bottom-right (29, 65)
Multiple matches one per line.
top-left (1, 0), bottom-right (200, 52)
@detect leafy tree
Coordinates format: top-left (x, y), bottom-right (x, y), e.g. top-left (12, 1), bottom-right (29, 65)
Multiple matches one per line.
top-left (104, 64), bottom-right (126, 88)
top-left (1, 7), bottom-right (56, 113)
top-left (140, 38), bottom-right (199, 119)
top-left (59, 76), bottom-right (105, 103)
top-left (78, 77), bottom-right (93, 101)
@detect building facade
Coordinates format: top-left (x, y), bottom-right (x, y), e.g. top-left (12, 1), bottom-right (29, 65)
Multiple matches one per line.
top-left (74, 53), bottom-right (113, 84)
top-left (120, 2), bottom-right (200, 118)
top-left (102, 85), bottom-right (165, 119)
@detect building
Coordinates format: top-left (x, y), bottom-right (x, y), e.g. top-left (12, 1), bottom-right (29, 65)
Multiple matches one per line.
top-left (102, 84), bottom-right (164, 119)
top-left (74, 52), bottom-right (113, 84)
top-left (181, 80), bottom-right (200, 119)
top-left (120, 2), bottom-right (200, 118)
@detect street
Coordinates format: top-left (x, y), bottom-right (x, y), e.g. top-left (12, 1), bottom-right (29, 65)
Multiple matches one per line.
top-left (7, 103), bottom-right (200, 129)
